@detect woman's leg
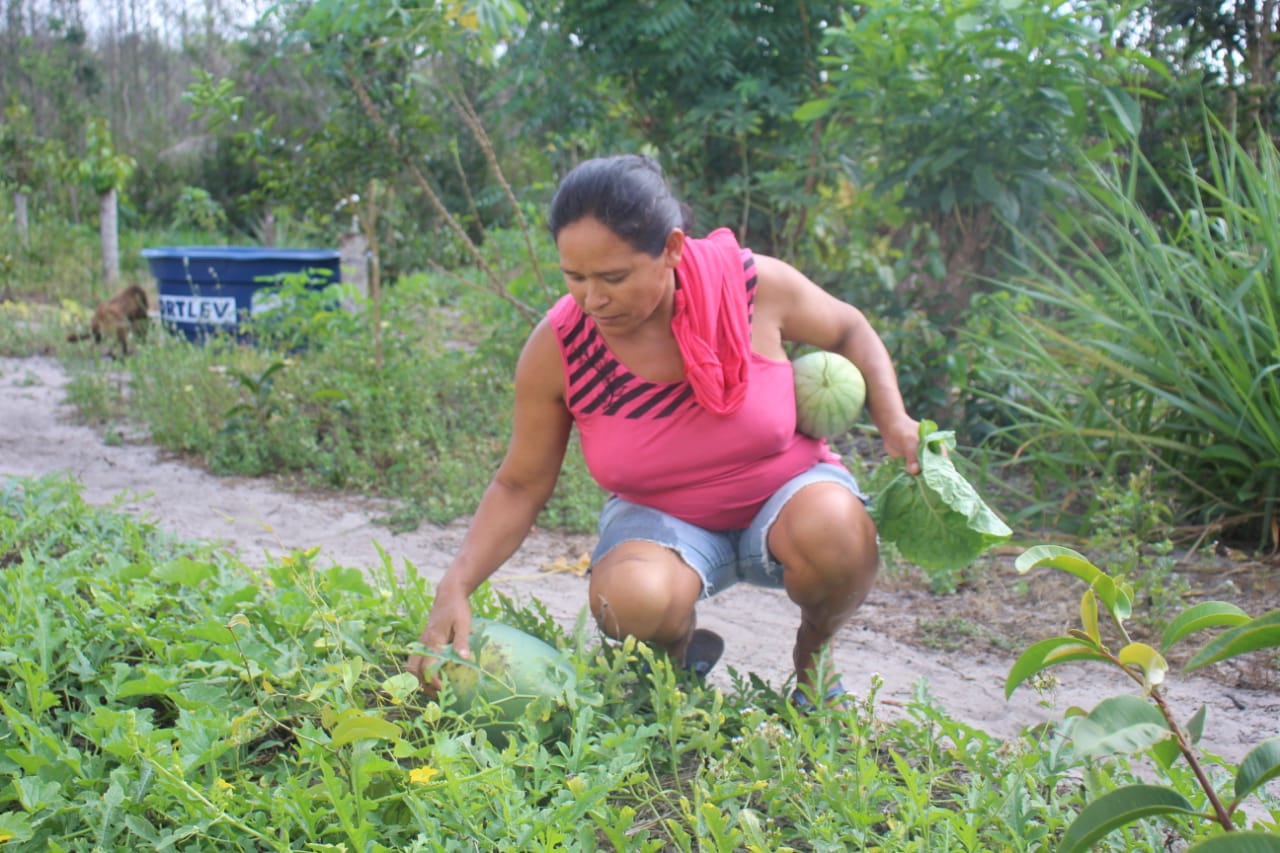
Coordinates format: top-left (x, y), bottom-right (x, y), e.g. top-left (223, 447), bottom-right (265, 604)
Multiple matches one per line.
top-left (588, 541), bottom-right (704, 663)
top-left (767, 481), bottom-right (879, 692)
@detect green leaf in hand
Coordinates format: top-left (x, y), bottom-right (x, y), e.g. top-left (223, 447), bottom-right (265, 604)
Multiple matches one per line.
top-left (869, 420), bottom-right (1012, 573)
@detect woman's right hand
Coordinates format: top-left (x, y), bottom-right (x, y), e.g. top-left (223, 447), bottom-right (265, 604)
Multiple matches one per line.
top-left (405, 586), bottom-right (473, 695)
top-left (402, 320), bottom-right (571, 693)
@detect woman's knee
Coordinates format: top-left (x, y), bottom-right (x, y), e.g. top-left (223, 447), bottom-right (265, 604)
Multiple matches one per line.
top-left (770, 484), bottom-right (879, 597)
top-left (588, 542), bottom-right (702, 642)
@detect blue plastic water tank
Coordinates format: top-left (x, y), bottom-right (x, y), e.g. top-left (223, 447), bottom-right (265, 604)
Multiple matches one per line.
top-left (141, 246), bottom-right (341, 342)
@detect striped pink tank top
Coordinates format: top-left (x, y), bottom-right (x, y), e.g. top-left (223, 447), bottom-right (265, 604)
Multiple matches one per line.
top-left (547, 249), bottom-right (840, 529)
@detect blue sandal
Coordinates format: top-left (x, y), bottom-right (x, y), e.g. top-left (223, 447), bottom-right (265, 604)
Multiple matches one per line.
top-left (683, 628), bottom-right (724, 680)
top-left (789, 681), bottom-right (852, 712)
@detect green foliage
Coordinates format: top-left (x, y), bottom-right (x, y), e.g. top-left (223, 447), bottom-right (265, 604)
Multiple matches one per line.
top-left (815, 0), bottom-right (1146, 226)
top-left (268, 0), bottom-right (533, 241)
top-left (2, 474), bottom-right (1230, 851)
top-left (547, 0), bottom-right (838, 255)
top-left (1141, 0), bottom-right (1280, 143)
top-left (79, 118), bottom-right (135, 197)
top-left (172, 186), bottom-right (228, 236)
top-left (0, 300), bottom-right (80, 358)
top-left (981, 119), bottom-right (1280, 549)
top-left (1009, 545), bottom-right (1280, 850)
top-left (215, 358), bottom-right (295, 473)
top-left (805, 0), bottom-right (1158, 372)
top-left (0, 103), bottom-right (38, 192)
top-left (0, 13), bottom-right (96, 178)
top-left (62, 356), bottom-right (132, 425)
top-left (0, 216), bottom-right (126, 306)
top-left (1088, 466), bottom-right (1187, 621)
top-left (241, 273), bottom-right (355, 353)
top-left (868, 420), bottom-right (1012, 592)
top-left (812, 0), bottom-right (1151, 338)
top-left (798, 0), bottom-right (1155, 437)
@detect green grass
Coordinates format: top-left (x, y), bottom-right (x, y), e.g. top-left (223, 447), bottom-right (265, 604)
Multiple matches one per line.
top-left (7, 472), bottom-right (1251, 851)
top-left (0, 300), bottom-right (77, 358)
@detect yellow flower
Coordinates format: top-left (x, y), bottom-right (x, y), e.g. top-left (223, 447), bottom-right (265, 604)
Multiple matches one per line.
top-left (409, 766), bottom-right (440, 785)
top-left (215, 778), bottom-right (234, 793)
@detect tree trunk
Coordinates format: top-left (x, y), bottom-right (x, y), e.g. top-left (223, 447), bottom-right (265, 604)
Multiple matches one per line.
top-left (99, 187), bottom-right (120, 290)
top-left (941, 204), bottom-right (995, 314)
top-left (1241, 0), bottom-right (1279, 138)
top-left (360, 181), bottom-right (384, 371)
top-left (14, 190), bottom-right (29, 248)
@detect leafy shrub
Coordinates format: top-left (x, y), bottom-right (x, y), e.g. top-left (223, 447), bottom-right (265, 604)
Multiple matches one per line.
top-left (172, 186), bottom-right (229, 235)
top-left (814, 222), bottom-right (1005, 446)
top-left (1087, 466), bottom-right (1187, 622)
top-left (1009, 545), bottom-right (1280, 851)
top-left (980, 121), bottom-right (1280, 549)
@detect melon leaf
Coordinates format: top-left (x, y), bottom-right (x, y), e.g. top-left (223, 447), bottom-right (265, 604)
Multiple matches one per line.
top-left (868, 420), bottom-right (1012, 574)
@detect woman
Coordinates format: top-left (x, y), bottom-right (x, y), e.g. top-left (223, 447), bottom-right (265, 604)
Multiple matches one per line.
top-left (408, 154), bottom-right (921, 707)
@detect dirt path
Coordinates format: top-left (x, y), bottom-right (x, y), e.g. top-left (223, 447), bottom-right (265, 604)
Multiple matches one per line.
top-left (2, 355), bottom-right (1277, 765)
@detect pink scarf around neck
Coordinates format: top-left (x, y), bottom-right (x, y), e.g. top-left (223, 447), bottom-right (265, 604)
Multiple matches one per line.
top-left (672, 227), bottom-right (751, 416)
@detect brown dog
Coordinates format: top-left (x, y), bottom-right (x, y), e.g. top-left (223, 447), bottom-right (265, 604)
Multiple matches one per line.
top-left (67, 285), bottom-right (151, 357)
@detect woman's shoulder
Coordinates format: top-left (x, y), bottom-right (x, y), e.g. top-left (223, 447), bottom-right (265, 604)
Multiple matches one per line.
top-left (752, 253), bottom-right (832, 307)
top-left (750, 252), bottom-right (800, 283)
top-left (514, 317), bottom-right (570, 399)
top-left (748, 253), bottom-right (799, 309)
top-left (523, 313), bottom-right (563, 360)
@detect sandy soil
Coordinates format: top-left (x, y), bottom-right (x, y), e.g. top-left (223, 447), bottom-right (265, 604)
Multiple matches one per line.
top-left (2, 355), bottom-right (1277, 765)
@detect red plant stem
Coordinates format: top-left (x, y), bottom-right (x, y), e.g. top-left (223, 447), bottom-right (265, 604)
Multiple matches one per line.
top-left (1147, 687), bottom-right (1235, 829)
top-left (1115, 657), bottom-right (1236, 830)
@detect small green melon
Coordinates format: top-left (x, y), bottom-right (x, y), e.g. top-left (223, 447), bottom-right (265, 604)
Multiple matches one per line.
top-left (439, 618), bottom-right (574, 739)
top-left (792, 350), bottom-right (867, 438)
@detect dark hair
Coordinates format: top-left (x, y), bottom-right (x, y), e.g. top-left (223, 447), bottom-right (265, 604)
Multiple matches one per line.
top-left (548, 154), bottom-right (694, 257)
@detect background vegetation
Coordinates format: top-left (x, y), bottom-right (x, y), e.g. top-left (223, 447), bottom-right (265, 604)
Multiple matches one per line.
top-left (4, 0), bottom-right (1278, 554)
top-left (3, 0), bottom-right (1280, 847)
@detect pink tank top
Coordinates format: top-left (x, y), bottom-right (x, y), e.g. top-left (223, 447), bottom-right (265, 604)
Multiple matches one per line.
top-left (547, 250), bottom-right (840, 530)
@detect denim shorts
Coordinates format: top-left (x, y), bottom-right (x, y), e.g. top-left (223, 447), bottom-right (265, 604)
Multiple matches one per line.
top-left (590, 462), bottom-right (867, 598)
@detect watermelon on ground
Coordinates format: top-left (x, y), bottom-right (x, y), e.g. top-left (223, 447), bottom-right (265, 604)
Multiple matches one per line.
top-left (792, 350), bottom-right (866, 438)
top-left (439, 618), bottom-right (575, 740)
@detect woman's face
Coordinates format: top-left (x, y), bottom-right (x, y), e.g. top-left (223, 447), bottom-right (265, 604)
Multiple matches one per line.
top-left (556, 216), bottom-right (683, 336)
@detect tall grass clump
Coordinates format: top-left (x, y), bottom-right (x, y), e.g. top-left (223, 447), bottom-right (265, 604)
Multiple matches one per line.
top-left (980, 120), bottom-right (1280, 550)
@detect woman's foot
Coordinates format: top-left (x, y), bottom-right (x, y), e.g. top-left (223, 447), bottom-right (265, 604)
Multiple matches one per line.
top-left (789, 680), bottom-right (852, 712)
top-left (683, 628), bottom-right (724, 679)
